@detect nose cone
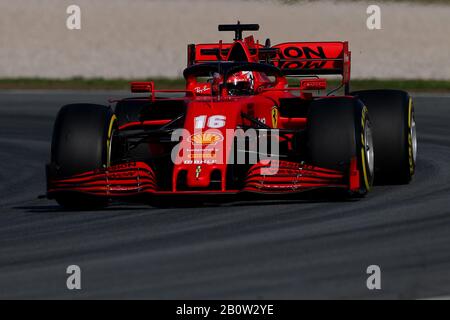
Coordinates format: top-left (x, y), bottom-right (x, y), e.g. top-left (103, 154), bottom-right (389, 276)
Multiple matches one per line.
top-left (185, 164), bottom-right (222, 189)
top-left (173, 133), bottom-right (228, 190)
top-left (172, 100), bottom-right (241, 191)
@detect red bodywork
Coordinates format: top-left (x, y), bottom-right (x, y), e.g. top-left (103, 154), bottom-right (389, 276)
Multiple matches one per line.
top-left (47, 24), bottom-right (361, 200)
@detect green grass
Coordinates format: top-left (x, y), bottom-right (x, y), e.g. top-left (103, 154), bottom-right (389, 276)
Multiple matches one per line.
top-left (0, 78), bottom-right (185, 91)
top-left (344, 79), bottom-right (450, 92)
top-left (1, 78), bottom-right (450, 92)
top-left (279, 0), bottom-right (450, 4)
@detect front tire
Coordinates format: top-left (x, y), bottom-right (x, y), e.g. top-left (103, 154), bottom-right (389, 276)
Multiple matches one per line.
top-left (49, 104), bottom-right (117, 209)
top-left (352, 90), bottom-right (416, 184)
top-left (307, 97), bottom-right (374, 196)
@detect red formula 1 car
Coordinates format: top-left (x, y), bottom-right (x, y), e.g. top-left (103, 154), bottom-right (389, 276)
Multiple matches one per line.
top-left (46, 22), bottom-right (417, 208)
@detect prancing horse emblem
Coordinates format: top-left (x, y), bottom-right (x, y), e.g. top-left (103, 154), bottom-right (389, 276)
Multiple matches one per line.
top-left (195, 166), bottom-right (202, 179)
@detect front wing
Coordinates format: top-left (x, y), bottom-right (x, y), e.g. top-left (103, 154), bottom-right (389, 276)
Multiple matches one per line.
top-left (47, 160), bottom-right (360, 199)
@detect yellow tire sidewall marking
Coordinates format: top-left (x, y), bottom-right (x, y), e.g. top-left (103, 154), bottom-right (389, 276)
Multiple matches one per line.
top-left (106, 115), bottom-right (117, 168)
top-left (360, 106), bottom-right (371, 191)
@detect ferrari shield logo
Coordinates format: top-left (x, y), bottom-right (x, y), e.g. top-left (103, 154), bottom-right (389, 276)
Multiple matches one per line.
top-left (272, 106), bottom-right (279, 128)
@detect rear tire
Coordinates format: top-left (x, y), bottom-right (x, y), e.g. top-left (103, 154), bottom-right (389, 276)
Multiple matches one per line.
top-left (49, 104), bottom-right (117, 209)
top-left (307, 97), bottom-right (374, 196)
top-left (352, 90), bottom-right (416, 184)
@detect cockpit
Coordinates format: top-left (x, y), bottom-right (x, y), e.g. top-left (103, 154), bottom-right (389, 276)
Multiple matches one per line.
top-left (183, 62), bottom-right (285, 97)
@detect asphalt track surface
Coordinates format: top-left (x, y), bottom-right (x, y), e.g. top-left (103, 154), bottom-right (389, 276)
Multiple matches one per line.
top-left (0, 91), bottom-right (449, 299)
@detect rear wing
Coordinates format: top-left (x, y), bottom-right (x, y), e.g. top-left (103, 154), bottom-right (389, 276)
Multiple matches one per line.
top-left (187, 42), bottom-right (234, 65)
top-left (271, 42), bottom-right (350, 77)
top-left (187, 41), bottom-right (351, 93)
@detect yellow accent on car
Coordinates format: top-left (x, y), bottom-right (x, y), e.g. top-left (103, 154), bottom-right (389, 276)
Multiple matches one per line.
top-left (271, 107), bottom-right (279, 128)
top-left (189, 132), bottom-right (224, 145)
top-left (195, 166), bottom-right (202, 179)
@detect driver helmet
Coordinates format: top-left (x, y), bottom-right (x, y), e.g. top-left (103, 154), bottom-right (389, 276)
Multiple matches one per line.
top-left (226, 71), bottom-right (254, 96)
